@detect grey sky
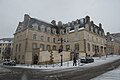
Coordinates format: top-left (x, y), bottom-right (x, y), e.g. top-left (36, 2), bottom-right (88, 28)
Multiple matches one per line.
top-left (0, 0), bottom-right (120, 38)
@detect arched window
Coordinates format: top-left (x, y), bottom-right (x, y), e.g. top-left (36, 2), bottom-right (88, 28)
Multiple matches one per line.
top-left (52, 45), bottom-right (56, 50)
top-left (66, 45), bottom-right (70, 51)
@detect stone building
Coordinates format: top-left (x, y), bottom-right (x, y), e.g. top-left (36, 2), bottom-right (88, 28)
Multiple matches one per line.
top-left (106, 32), bottom-right (120, 55)
top-left (13, 14), bottom-right (106, 64)
top-left (0, 38), bottom-right (13, 60)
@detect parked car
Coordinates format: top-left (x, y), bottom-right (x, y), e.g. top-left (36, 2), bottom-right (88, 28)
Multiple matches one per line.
top-left (80, 57), bottom-right (94, 63)
top-left (3, 59), bottom-right (16, 66)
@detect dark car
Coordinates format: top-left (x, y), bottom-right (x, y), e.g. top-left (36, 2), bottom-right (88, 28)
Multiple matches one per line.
top-left (3, 59), bottom-right (16, 66)
top-left (80, 57), bottom-right (94, 63)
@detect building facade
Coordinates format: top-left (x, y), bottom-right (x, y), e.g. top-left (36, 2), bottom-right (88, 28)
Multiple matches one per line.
top-left (0, 38), bottom-right (13, 60)
top-left (13, 14), bottom-right (106, 64)
top-left (106, 32), bottom-right (120, 55)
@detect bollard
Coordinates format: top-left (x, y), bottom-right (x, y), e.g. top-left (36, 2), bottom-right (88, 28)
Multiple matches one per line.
top-left (46, 63), bottom-right (47, 68)
top-left (39, 64), bottom-right (41, 68)
top-left (53, 63), bottom-right (54, 67)
top-left (67, 61), bottom-right (69, 67)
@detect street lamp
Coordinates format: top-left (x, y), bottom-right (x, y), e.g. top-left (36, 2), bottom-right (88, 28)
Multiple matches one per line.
top-left (58, 38), bottom-right (65, 66)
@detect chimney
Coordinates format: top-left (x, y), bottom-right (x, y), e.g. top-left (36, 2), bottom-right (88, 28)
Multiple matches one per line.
top-left (99, 23), bottom-right (102, 29)
top-left (51, 20), bottom-right (56, 26)
top-left (58, 21), bottom-right (62, 27)
top-left (85, 16), bottom-right (90, 23)
top-left (24, 14), bottom-right (30, 22)
top-left (107, 32), bottom-right (110, 36)
top-left (91, 21), bottom-right (94, 26)
top-left (23, 14), bottom-right (30, 27)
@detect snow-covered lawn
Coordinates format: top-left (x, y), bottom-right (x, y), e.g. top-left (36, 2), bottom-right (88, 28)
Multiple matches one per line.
top-left (12, 55), bottom-right (120, 71)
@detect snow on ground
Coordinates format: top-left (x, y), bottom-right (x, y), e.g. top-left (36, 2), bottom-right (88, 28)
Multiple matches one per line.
top-left (12, 55), bottom-right (120, 71)
top-left (91, 66), bottom-right (120, 80)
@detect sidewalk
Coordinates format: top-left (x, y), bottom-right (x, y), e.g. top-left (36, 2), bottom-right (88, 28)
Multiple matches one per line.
top-left (91, 66), bottom-right (120, 80)
top-left (12, 55), bottom-right (120, 71)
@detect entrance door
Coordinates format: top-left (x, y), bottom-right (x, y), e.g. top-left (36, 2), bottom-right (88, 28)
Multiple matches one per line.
top-left (33, 54), bottom-right (38, 64)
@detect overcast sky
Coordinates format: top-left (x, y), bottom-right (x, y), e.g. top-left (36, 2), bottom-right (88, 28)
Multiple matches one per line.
top-left (0, 0), bottom-right (120, 38)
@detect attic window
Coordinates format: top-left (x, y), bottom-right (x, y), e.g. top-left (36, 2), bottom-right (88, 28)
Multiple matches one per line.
top-left (52, 29), bottom-right (56, 34)
top-left (41, 25), bottom-right (45, 32)
top-left (47, 27), bottom-right (51, 34)
top-left (60, 29), bottom-right (64, 34)
top-left (32, 23), bottom-right (38, 30)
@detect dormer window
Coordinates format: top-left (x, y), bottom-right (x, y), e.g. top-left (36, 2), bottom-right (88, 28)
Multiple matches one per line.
top-left (85, 24), bottom-right (89, 30)
top-left (40, 25), bottom-right (45, 32)
top-left (91, 26), bottom-right (93, 32)
top-left (95, 28), bottom-right (98, 34)
top-left (52, 28), bottom-right (56, 34)
top-left (66, 27), bottom-right (70, 33)
top-left (74, 25), bottom-right (79, 32)
top-left (47, 27), bottom-right (51, 34)
top-left (32, 23), bottom-right (38, 30)
top-left (60, 29), bottom-right (64, 34)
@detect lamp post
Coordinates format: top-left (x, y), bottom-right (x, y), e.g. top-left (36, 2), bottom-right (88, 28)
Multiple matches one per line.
top-left (58, 38), bottom-right (64, 66)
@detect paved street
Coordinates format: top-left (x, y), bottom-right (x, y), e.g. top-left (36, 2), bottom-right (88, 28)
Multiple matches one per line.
top-left (0, 55), bottom-right (120, 80)
top-left (0, 58), bottom-right (120, 80)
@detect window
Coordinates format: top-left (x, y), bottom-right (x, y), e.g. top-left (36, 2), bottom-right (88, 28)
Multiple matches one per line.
top-left (41, 25), bottom-right (45, 32)
top-left (97, 46), bottom-right (99, 52)
top-left (16, 44), bottom-right (18, 52)
top-left (46, 45), bottom-right (51, 51)
top-left (75, 43), bottom-right (79, 51)
top-left (53, 38), bottom-right (55, 43)
top-left (0, 43), bottom-right (2, 46)
top-left (47, 28), bottom-right (51, 33)
top-left (32, 43), bottom-right (37, 49)
top-left (47, 37), bottom-right (50, 42)
top-left (8, 43), bottom-right (11, 46)
top-left (101, 46), bottom-right (103, 53)
top-left (60, 29), bottom-right (64, 34)
top-left (32, 23), bottom-right (38, 30)
top-left (53, 29), bottom-right (56, 34)
top-left (92, 44), bottom-right (94, 52)
top-left (87, 43), bottom-right (90, 51)
top-left (52, 45), bottom-right (56, 50)
top-left (66, 28), bottom-right (70, 33)
top-left (0, 48), bottom-right (1, 53)
top-left (66, 45), bottom-right (70, 51)
top-left (96, 38), bottom-right (98, 43)
top-left (19, 44), bottom-right (21, 52)
top-left (41, 36), bottom-right (44, 41)
top-left (33, 34), bottom-right (37, 40)
top-left (18, 55), bottom-right (20, 59)
top-left (22, 55), bottom-right (24, 59)
top-left (40, 44), bottom-right (44, 50)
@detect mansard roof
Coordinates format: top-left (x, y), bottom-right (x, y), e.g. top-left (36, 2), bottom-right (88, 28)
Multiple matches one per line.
top-left (15, 14), bottom-right (105, 37)
top-left (0, 38), bottom-right (13, 43)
